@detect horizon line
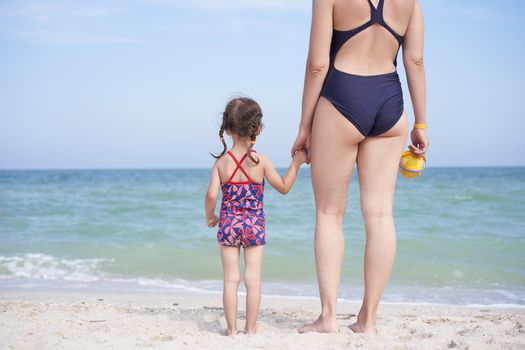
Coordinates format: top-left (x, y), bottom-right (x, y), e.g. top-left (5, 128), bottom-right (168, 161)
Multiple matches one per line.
top-left (1, 165), bottom-right (524, 171)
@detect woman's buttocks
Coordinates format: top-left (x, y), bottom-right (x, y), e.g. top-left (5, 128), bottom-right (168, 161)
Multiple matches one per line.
top-left (322, 69), bottom-right (401, 110)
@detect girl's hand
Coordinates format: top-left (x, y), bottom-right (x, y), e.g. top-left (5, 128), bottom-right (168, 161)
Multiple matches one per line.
top-left (207, 214), bottom-right (219, 228)
top-left (409, 128), bottom-right (429, 156)
top-left (291, 129), bottom-right (312, 164)
top-left (293, 149), bottom-right (308, 165)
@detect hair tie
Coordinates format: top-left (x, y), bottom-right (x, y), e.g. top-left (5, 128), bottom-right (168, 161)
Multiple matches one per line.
top-left (220, 136), bottom-right (225, 141)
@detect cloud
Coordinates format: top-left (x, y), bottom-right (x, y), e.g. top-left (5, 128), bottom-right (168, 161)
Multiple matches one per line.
top-left (0, 0), bottom-right (309, 45)
top-left (0, 0), bottom-right (113, 22)
top-left (0, 0), bottom-right (124, 44)
top-left (15, 30), bottom-right (137, 44)
top-left (146, 0), bottom-right (309, 12)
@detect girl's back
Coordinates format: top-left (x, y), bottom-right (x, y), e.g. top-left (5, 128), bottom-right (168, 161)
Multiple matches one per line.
top-left (217, 150), bottom-right (264, 184)
top-left (217, 150), bottom-right (265, 247)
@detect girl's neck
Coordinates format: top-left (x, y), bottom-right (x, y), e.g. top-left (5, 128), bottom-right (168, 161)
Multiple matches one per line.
top-left (230, 136), bottom-right (252, 152)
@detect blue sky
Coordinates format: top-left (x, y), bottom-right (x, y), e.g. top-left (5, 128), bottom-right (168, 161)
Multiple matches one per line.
top-left (0, 0), bottom-right (524, 169)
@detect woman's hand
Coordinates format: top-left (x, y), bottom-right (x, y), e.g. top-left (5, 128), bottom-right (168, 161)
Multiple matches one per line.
top-left (293, 149), bottom-right (308, 165)
top-left (291, 129), bottom-right (312, 164)
top-left (207, 214), bottom-right (219, 228)
top-left (409, 128), bottom-right (429, 156)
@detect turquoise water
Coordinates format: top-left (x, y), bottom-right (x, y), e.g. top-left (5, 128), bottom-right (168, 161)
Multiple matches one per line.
top-left (0, 168), bottom-right (524, 306)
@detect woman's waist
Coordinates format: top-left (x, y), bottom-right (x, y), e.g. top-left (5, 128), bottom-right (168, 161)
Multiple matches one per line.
top-left (329, 44), bottom-right (399, 72)
top-left (322, 66), bottom-right (401, 99)
top-left (327, 63), bottom-right (400, 80)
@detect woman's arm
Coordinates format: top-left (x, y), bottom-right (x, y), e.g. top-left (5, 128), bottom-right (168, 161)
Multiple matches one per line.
top-left (263, 151), bottom-right (307, 195)
top-left (292, 0), bottom-right (334, 160)
top-left (403, 0), bottom-right (429, 155)
top-left (299, 0), bottom-right (334, 133)
top-left (204, 162), bottom-right (221, 227)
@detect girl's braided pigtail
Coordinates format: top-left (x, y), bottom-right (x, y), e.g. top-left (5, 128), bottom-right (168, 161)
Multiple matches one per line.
top-left (246, 112), bottom-right (261, 164)
top-left (211, 112), bottom-right (228, 159)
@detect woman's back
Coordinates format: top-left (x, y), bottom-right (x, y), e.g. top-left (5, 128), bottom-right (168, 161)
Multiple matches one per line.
top-left (332, 0), bottom-right (415, 76)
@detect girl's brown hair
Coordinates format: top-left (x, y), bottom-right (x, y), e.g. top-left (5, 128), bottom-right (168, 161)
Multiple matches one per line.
top-left (211, 97), bottom-right (263, 164)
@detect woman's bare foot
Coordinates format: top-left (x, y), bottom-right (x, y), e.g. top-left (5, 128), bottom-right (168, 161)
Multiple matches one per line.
top-left (349, 322), bottom-right (377, 334)
top-left (298, 315), bottom-right (338, 333)
top-left (244, 323), bottom-right (261, 335)
top-left (225, 327), bottom-right (238, 336)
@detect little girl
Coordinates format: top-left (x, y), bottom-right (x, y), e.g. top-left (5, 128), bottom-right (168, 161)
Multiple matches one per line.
top-left (205, 97), bottom-right (306, 336)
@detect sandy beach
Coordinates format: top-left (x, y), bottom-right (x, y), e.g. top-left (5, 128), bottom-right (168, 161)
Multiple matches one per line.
top-left (1, 290), bottom-right (523, 350)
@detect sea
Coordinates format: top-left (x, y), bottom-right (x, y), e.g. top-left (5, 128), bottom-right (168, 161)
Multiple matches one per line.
top-left (1, 167), bottom-right (524, 307)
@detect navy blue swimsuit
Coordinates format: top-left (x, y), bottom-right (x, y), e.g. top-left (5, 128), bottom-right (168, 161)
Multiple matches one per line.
top-left (321, 0), bottom-right (405, 137)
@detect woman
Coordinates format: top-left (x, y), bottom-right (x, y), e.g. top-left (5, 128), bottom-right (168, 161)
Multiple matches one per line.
top-left (291, 0), bottom-right (428, 333)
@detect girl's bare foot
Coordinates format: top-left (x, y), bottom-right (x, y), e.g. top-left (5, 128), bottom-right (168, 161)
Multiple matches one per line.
top-left (225, 327), bottom-right (238, 336)
top-left (349, 322), bottom-right (377, 334)
top-left (298, 315), bottom-right (338, 333)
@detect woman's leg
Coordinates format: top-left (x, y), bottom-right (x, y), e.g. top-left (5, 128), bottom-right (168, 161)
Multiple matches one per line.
top-left (220, 245), bottom-right (241, 336)
top-left (351, 113), bottom-right (408, 333)
top-left (243, 245), bottom-right (264, 334)
top-left (299, 97), bottom-right (364, 333)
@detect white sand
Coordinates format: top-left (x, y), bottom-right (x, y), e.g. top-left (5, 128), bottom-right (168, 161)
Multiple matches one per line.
top-left (1, 289), bottom-right (524, 350)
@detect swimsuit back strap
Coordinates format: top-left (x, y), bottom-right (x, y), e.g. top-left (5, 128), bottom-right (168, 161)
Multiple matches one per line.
top-left (331, 0), bottom-right (384, 60)
top-left (369, 0), bottom-right (403, 44)
top-left (367, 0), bottom-right (384, 15)
top-left (226, 151), bottom-right (254, 183)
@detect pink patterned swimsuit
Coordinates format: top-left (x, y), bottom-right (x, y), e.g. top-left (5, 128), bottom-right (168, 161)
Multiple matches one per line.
top-left (217, 150), bottom-right (266, 247)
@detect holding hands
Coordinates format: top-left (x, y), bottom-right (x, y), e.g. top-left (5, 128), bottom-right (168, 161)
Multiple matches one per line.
top-left (291, 129), bottom-right (311, 164)
top-left (293, 148), bottom-right (308, 165)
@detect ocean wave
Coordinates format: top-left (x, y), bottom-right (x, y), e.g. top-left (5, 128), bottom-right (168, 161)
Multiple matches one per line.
top-left (0, 253), bottom-right (111, 282)
top-left (0, 253), bottom-right (223, 294)
top-left (1, 253), bottom-right (524, 308)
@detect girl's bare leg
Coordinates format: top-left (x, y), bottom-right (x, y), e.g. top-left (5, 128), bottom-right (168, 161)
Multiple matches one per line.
top-left (243, 245), bottom-right (264, 334)
top-left (220, 245), bottom-right (241, 336)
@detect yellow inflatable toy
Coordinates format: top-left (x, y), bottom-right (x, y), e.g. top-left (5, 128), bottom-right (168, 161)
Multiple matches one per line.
top-left (399, 150), bottom-right (426, 179)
